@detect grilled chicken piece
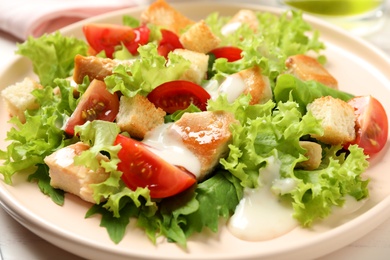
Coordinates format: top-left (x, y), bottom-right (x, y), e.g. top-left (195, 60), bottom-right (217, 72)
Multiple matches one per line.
top-left (73, 54), bottom-right (133, 84)
top-left (44, 142), bottom-right (110, 203)
top-left (172, 111), bottom-right (237, 180)
top-left (285, 54), bottom-right (338, 89)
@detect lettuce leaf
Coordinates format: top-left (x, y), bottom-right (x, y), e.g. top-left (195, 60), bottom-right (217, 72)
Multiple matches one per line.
top-left (16, 32), bottom-right (88, 87)
top-left (274, 74), bottom-right (355, 114)
top-left (206, 10), bottom-right (325, 82)
top-left (210, 95), bottom-right (323, 188)
top-left (292, 145), bottom-right (369, 225)
top-left (138, 170), bottom-right (242, 248)
top-left (209, 95), bottom-right (369, 226)
top-left (0, 79), bottom-right (77, 184)
top-left (105, 43), bottom-right (190, 97)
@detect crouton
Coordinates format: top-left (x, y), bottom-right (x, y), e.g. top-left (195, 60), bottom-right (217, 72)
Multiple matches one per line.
top-left (179, 20), bottom-right (221, 54)
top-left (1, 77), bottom-right (43, 123)
top-left (172, 49), bottom-right (209, 84)
top-left (44, 142), bottom-right (110, 204)
top-left (296, 141), bottom-right (322, 170)
top-left (285, 54), bottom-right (338, 89)
top-left (172, 111), bottom-right (237, 180)
top-left (218, 66), bottom-right (272, 105)
top-left (73, 54), bottom-right (133, 84)
top-left (140, 0), bottom-right (194, 34)
top-left (307, 96), bottom-right (356, 145)
top-left (116, 94), bottom-right (166, 139)
top-left (221, 9), bottom-right (259, 35)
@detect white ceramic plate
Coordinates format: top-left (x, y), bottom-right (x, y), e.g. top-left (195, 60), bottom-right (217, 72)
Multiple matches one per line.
top-left (1, 2), bottom-right (390, 260)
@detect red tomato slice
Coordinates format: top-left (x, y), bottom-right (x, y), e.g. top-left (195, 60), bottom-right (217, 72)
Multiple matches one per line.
top-left (83, 24), bottom-right (150, 58)
top-left (64, 79), bottom-right (119, 136)
top-left (157, 29), bottom-right (183, 58)
top-left (114, 134), bottom-right (196, 198)
top-left (126, 25), bottom-right (150, 54)
top-left (209, 46), bottom-right (243, 62)
top-left (147, 80), bottom-right (211, 114)
top-left (347, 95), bottom-right (388, 156)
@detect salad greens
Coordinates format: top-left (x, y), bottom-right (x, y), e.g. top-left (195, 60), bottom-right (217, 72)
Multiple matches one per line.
top-left (274, 74), bottom-right (355, 114)
top-left (0, 7), bottom-right (369, 248)
top-left (16, 32), bottom-right (88, 87)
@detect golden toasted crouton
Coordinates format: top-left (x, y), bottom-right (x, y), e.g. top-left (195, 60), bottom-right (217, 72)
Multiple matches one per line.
top-left (73, 54), bottom-right (133, 84)
top-left (221, 9), bottom-right (259, 35)
top-left (179, 20), bottom-right (221, 54)
top-left (307, 96), bottom-right (356, 145)
top-left (238, 66), bottom-right (273, 105)
top-left (1, 77), bottom-right (43, 123)
top-left (116, 94), bottom-right (166, 139)
top-left (44, 142), bottom-right (110, 204)
top-left (172, 49), bottom-right (209, 84)
top-left (172, 111), bottom-right (237, 180)
top-left (140, 0), bottom-right (194, 34)
top-left (285, 54), bottom-right (338, 89)
top-left (297, 141), bottom-right (322, 170)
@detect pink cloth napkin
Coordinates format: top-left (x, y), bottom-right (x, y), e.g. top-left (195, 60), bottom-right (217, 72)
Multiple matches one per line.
top-left (0, 0), bottom-right (142, 40)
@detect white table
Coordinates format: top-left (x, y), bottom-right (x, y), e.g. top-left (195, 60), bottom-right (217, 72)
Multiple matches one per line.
top-left (1, 1), bottom-right (390, 259)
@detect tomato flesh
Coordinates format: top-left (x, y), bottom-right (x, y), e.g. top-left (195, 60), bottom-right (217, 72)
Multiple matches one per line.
top-left (147, 80), bottom-right (211, 114)
top-left (347, 95), bottom-right (388, 156)
top-left (157, 29), bottom-right (183, 58)
top-left (114, 134), bottom-right (196, 198)
top-left (83, 24), bottom-right (150, 58)
top-left (64, 79), bottom-right (119, 136)
top-left (127, 25), bottom-right (150, 54)
top-left (209, 46), bottom-right (243, 62)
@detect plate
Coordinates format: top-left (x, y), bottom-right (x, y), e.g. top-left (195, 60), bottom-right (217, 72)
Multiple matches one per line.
top-left (1, 2), bottom-right (390, 260)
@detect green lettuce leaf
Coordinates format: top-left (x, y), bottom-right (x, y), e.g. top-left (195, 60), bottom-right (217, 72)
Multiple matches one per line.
top-left (206, 10), bottom-right (325, 82)
top-left (16, 32), bottom-right (88, 86)
top-left (28, 164), bottom-right (65, 205)
top-left (86, 187), bottom-right (156, 244)
top-left (274, 74), bottom-right (355, 114)
top-left (0, 79), bottom-right (77, 184)
top-left (292, 145), bottom-right (369, 226)
top-left (209, 94), bottom-right (369, 226)
top-left (73, 120), bottom-right (123, 203)
top-left (105, 43), bottom-right (190, 97)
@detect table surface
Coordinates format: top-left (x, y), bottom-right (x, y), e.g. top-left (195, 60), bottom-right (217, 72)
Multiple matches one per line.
top-left (1, 1), bottom-right (390, 260)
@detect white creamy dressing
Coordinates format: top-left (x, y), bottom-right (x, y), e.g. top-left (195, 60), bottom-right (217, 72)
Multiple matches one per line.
top-left (142, 123), bottom-right (202, 179)
top-left (203, 74), bottom-right (247, 103)
top-left (228, 156), bottom-right (299, 241)
top-left (330, 195), bottom-right (366, 218)
top-left (221, 22), bottom-right (242, 35)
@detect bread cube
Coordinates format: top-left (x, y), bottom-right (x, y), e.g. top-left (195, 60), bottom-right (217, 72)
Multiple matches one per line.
top-left (1, 77), bottom-right (42, 123)
top-left (307, 96), bottom-right (356, 145)
top-left (140, 0), bottom-right (194, 34)
top-left (116, 94), bottom-right (166, 139)
top-left (172, 49), bottom-right (209, 84)
top-left (180, 20), bottom-right (221, 54)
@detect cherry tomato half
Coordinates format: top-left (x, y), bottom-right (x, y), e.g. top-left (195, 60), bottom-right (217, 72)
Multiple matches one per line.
top-left (83, 24), bottom-right (150, 58)
top-left (347, 95), bottom-right (388, 156)
top-left (114, 134), bottom-right (196, 198)
top-left (64, 79), bottom-right (119, 136)
top-left (147, 80), bottom-right (211, 114)
top-left (157, 29), bottom-right (183, 58)
top-left (209, 46), bottom-right (243, 62)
